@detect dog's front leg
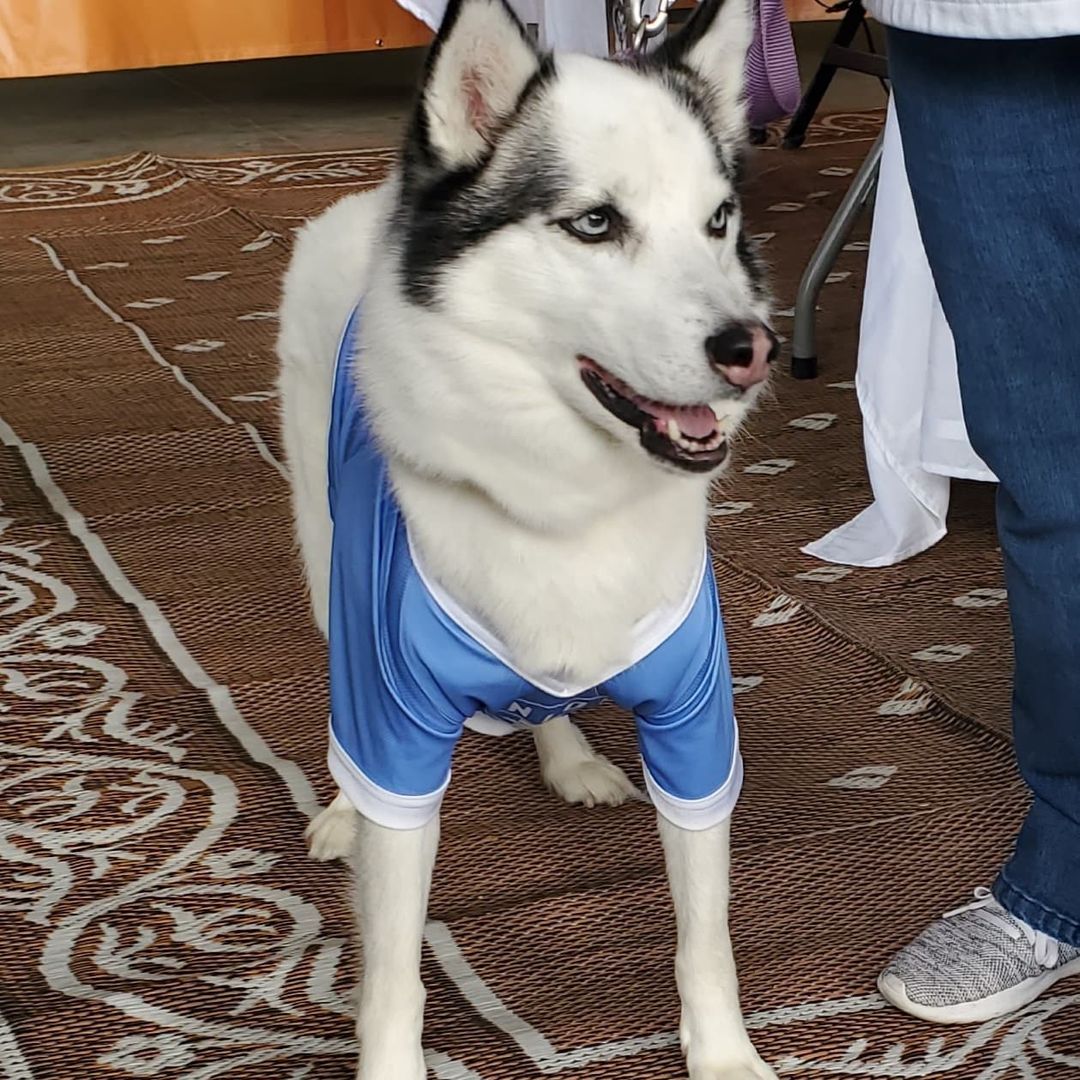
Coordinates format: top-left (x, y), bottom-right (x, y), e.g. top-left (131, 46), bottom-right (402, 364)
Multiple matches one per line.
top-left (353, 813), bottom-right (439, 1080)
top-left (659, 815), bottom-right (776, 1080)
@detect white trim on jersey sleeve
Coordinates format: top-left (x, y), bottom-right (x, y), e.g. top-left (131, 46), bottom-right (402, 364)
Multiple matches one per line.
top-left (643, 750), bottom-right (744, 832)
top-left (328, 726), bottom-right (449, 830)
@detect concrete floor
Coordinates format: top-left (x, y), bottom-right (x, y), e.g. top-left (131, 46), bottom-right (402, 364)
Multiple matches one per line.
top-left (0, 22), bottom-right (886, 169)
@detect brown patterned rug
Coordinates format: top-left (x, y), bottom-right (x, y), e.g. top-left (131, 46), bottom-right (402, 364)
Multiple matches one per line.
top-left (2, 112), bottom-right (1077, 1080)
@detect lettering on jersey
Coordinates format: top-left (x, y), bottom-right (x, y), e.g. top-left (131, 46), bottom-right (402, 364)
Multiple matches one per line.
top-left (491, 690), bottom-right (606, 727)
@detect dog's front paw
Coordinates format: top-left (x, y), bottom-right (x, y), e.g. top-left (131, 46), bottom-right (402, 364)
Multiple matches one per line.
top-left (356, 1030), bottom-right (425, 1080)
top-left (543, 753), bottom-right (643, 808)
top-left (682, 1018), bottom-right (778, 1080)
top-left (689, 1058), bottom-right (779, 1080)
top-left (356, 1052), bottom-right (425, 1080)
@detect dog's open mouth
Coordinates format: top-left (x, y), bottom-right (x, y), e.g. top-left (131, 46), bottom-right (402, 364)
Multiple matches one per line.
top-left (578, 356), bottom-right (728, 473)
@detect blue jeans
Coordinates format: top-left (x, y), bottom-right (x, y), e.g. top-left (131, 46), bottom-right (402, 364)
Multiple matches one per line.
top-left (886, 30), bottom-right (1080, 947)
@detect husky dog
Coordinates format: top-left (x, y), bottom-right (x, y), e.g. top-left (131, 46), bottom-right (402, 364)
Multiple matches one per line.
top-left (278, 0), bottom-right (778, 1076)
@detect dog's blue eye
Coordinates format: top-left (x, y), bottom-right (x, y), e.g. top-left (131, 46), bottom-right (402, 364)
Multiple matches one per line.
top-left (708, 203), bottom-right (732, 238)
top-left (562, 207), bottom-right (617, 243)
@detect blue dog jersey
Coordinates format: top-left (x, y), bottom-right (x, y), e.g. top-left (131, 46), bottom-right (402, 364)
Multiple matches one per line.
top-left (326, 307), bottom-right (743, 831)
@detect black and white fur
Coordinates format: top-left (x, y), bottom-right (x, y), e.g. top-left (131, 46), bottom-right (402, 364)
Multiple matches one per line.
top-left (278, 1), bottom-right (777, 1076)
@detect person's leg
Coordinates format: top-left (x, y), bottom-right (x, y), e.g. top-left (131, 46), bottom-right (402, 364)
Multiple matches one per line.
top-left (876, 29), bottom-right (1080, 1020)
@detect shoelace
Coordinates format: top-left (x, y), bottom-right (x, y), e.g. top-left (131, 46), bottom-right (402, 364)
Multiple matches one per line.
top-left (944, 887), bottom-right (1061, 969)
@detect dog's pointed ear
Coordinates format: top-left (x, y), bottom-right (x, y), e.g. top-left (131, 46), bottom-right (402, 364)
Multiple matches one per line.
top-left (413, 0), bottom-right (543, 170)
top-left (654, 0), bottom-right (751, 141)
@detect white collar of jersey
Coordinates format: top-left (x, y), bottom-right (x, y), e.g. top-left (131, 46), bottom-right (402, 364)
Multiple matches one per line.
top-left (408, 535), bottom-right (709, 698)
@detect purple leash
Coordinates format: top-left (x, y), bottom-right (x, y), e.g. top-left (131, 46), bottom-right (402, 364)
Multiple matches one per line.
top-left (614, 0), bottom-right (801, 130)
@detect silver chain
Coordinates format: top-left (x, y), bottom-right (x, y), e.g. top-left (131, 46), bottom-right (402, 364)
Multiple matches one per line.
top-left (618, 0), bottom-right (675, 53)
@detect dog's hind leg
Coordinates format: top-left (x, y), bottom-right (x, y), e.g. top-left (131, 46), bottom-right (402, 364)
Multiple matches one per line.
top-left (659, 815), bottom-right (777, 1080)
top-left (533, 715), bottom-right (644, 808)
top-left (305, 791), bottom-right (357, 862)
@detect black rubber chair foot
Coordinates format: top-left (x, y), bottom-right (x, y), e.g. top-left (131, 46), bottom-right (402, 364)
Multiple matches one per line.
top-left (791, 354), bottom-right (819, 380)
top-left (782, 132), bottom-right (806, 150)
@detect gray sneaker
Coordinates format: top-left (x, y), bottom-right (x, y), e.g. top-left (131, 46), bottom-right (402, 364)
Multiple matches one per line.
top-left (878, 887), bottom-right (1080, 1024)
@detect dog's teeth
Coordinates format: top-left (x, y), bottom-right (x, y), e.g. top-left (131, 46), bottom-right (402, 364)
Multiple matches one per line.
top-left (666, 418), bottom-right (680, 441)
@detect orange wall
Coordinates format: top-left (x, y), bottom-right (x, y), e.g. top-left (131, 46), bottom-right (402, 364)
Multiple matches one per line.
top-left (0, 0), bottom-right (841, 79)
top-left (785, 0), bottom-right (844, 20)
top-left (0, 0), bottom-right (433, 78)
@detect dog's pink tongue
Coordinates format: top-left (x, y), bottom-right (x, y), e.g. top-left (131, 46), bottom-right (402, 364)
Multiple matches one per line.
top-left (641, 401), bottom-right (718, 439)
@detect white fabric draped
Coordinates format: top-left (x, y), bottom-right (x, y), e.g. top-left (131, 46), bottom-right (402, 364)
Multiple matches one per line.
top-left (804, 98), bottom-right (996, 569)
top-left (395, 0), bottom-right (610, 54)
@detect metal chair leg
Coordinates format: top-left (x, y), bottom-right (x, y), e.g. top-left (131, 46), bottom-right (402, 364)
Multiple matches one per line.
top-left (790, 130), bottom-right (884, 379)
top-left (782, 0), bottom-right (867, 150)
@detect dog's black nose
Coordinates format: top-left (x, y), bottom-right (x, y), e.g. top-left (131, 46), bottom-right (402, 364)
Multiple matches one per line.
top-left (705, 326), bottom-right (756, 369)
top-left (706, 323), bottom-right (777, 389)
